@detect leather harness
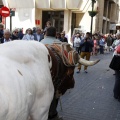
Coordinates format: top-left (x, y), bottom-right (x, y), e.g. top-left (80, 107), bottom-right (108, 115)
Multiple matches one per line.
top-left (47, 46), bottom-right (65, 91)
top-left (46, 43), bottom-right (76, 95)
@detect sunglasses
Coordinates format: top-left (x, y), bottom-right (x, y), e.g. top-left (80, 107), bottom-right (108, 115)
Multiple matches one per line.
top-left (15, 31), bottom-right (18, 33)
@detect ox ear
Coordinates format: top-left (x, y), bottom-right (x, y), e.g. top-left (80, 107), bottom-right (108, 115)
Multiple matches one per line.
top-left (79, 58), bottom-right (100, 66)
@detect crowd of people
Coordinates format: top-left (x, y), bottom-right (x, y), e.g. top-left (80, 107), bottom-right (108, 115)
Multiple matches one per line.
top-left (71, 31), bottom-right (118, 73)
top-left (71, 31), bottom-right (117, 55)
top-left (0, 21), bottom-right (68, 43)
top-left (0, 21), bottom-right (117, 56)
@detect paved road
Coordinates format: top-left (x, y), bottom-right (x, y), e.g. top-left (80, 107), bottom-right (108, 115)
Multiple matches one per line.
top-left (58, 52), bottom-right (120, 120)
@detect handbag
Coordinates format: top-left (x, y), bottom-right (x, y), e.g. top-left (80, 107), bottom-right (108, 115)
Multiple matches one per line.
top-left (109, 55), bottom-right (120, 70)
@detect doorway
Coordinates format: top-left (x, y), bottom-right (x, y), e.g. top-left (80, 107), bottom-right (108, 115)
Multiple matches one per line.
top-left (42, 11), bottom-right (64, 32)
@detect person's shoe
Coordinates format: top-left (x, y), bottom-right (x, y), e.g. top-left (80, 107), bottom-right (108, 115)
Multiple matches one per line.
top-left (76, 70), bottom-right (80, 73)
top-left (84, 70), bottom-right (88, 73)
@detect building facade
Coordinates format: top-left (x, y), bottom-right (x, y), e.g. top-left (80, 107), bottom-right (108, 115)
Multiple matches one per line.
top-left (0, 0), bottom-right (120, 41)
top-left (96, 0), bottom-right (119, 34)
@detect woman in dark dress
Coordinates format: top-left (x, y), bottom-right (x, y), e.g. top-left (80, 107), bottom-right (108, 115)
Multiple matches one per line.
top-left (112, 43), bottom-right (120, 101)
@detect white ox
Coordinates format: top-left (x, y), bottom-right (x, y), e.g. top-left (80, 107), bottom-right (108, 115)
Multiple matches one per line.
top-left (0, 40), bottom-right (99, 120)
top-left (0, 41), bottom-right (54, 120)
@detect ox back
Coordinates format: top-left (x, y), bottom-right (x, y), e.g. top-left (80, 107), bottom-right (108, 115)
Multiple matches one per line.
top-left (0, 41), bottom-right (54, 120)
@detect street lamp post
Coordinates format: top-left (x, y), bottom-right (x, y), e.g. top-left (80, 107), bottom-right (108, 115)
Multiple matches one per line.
top-left (90, 0), bottom-right (95, 34)
top-left (88, 0), bottom-right (97, 34)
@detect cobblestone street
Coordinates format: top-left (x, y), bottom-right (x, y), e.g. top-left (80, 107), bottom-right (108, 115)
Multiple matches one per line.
top-left (58, 52), bottom-right (120, 120)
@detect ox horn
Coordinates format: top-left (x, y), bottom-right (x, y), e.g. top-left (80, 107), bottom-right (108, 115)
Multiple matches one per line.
top-left (78, 58), bottom-right (100, 66)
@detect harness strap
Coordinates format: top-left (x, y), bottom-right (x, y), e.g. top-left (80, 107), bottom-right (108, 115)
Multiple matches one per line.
top-left (46, 46), bottom-right (65, 91)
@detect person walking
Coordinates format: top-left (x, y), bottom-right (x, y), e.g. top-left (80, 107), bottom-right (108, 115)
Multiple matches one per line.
top-left (74, 33), bottom-right (81, 54)
top-left (111, 44), bottom-right (120, 101)
top-left (93, 35), bottom-right (99, 55)
top-left (99, 35), bottom-right (105, 54)
top-left (106, 34), bottom-right (112, 53)
top-left (77, 32), bottom-right (93, 73)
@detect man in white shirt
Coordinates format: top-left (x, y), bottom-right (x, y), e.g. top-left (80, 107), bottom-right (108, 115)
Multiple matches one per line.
top-left (1, 29), bottom-right (11, 43)
top-left (74, 33), bottom-right (81, 53)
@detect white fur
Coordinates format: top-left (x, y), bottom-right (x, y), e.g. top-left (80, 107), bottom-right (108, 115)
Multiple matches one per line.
top-left (0, 40), bottom-right (54, 120)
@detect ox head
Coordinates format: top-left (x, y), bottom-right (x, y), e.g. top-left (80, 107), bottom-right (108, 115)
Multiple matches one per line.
top-left (46, 43), bottom-right (100, 97)
top-left (56, 66), bottom-right (75, 96)
top-left (61, 43), bottom-right (100, 66)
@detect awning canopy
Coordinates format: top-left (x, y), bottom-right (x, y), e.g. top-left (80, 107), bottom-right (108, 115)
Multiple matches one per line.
top-left (2, 0), bottom-right (35, 8)
top-left (2, 0), bottom-right (90, 12)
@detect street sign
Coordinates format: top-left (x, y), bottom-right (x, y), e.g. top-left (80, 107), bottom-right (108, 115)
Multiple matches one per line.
top-left (0, 6), bottom-right (10, 17)
top-left (10, 10), bottom-right (15, 16)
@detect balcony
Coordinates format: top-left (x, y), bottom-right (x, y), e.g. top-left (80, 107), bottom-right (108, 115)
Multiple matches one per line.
top-left (109, 0), bottom-right (119, 4)
top-left (66, 0), bottom-right (81, 9)
top-left (3, 0), bottom-right (35, 8)
top-left (51, 0), bottom-right (66, 9)
top-left (67, 0), bottom-right (90, 13)
top-left (36, 0), bottom-right (50, 9)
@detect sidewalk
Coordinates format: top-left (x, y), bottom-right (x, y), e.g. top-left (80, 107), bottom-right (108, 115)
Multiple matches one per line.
top-left (58, 52), bottom-right (120, 120)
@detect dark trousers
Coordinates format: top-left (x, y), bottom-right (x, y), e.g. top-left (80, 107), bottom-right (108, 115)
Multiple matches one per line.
top-left (113, 70), bottom-right (120, 98)
top-left (48, 95), bottom-right (59, 119)
top-left (100, 45), bottom-right (104, 54)
top-left (76, 47), bottom-right (80, 54)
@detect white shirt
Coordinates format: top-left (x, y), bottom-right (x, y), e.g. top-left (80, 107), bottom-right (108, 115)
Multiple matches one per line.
top-left (74, 37), bottom-right (81, 47)
top-left (37, 34), bottom-right (40, 41)
top-left (113, 41), bottom-right (120, 56)
top-left (4, 38), bottom-right (11, 43)
top-left (22, 34), bottom-right (34, 40)
top-left (114, 39), bottom-right (120, 47)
